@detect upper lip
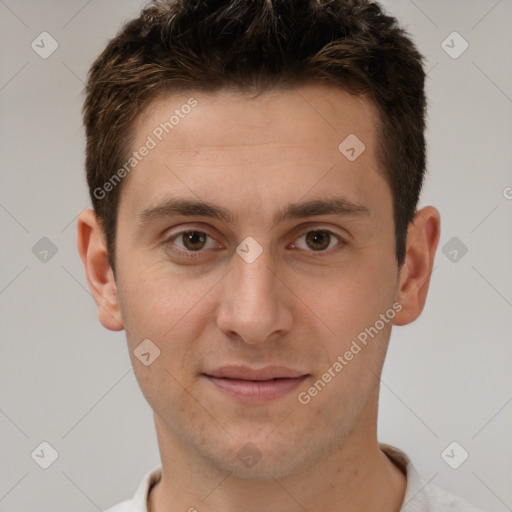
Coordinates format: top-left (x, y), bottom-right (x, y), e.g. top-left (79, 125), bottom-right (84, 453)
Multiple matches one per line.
top-left (204, 365), bottom-right (308, 381)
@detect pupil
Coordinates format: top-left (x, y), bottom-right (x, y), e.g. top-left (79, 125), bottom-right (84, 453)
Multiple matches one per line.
top-left (307, 231), bottom-right (330, 251)
top-left (184, 231), bottom-right (206, 250)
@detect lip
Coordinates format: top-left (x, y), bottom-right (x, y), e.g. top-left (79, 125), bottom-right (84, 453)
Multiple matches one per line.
top-left (203, 365), bottom-right (309, 404)
top-left (204, 365), bottom-right (307, 380)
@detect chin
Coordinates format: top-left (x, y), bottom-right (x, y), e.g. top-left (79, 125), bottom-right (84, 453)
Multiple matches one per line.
top-left (201, 435), bottom-right (319, 481)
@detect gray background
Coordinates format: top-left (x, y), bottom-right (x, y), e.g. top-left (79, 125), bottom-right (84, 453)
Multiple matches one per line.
top-left (1, 0), bottom-right (511, 510)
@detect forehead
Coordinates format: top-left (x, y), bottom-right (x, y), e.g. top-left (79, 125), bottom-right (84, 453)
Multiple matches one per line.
top-left (134, 83), bottom-right (378, 151)
top-left (118, 83), bottom-right (389, 226)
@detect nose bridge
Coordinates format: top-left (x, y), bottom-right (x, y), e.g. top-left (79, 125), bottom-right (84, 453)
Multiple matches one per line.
top-left (216, 241), bottom-right (292, 343)
top-left (231, 244), bottom-right (277, 315)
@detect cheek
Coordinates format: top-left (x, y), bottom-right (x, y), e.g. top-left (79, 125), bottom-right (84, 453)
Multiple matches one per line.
top-left (314, 264), bottom-right (392, 324)
top-left (118, 261), bottom-right (213, 407)
top-left (303, 257), bottom-right (397, 361)
top-left (118, 257), bottom-right (217, 342)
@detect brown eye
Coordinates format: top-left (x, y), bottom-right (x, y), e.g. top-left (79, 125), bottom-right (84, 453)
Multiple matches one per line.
top-left (180, 231), bottom-right (207, 251)
top-left (291, 229), bottom-right (345, 256)
top-left (304, 230), bottom-right (332, 251)
top-left (164, 229), bottom-right (223, 262)
top-left (165, 228), bottom-right (222, 260)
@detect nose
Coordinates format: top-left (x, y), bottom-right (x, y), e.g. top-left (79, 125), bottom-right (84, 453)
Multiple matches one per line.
top-left (215, 244), bottom-right (294, 345)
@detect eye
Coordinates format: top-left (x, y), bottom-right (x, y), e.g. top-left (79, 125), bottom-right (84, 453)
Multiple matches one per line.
top-left (166, 230), bottom-right (221, 258)
top-left (290, 229), bottom-right (345, 255)
top-left (164, 227), bottom-right (346, 261)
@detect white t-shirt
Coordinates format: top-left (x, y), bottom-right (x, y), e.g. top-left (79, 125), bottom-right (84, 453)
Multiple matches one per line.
top-left (104, 444), bottom-right (488, 511)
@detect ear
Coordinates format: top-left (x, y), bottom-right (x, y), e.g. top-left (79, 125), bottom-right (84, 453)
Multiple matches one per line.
top-left (393, 206), bottom-right (441, 326)
top-left (76, 209), bottom-right (124, 331)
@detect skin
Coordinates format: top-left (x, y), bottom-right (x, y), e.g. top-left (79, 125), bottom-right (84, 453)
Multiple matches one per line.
top-left (77, 83), bottom-right (440, 512)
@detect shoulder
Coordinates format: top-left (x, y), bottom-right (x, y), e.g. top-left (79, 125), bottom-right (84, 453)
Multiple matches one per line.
top-left (379, 444), bottom-right (490, 512)
top-left (406, 479), bottom-right (491, 512)
top-left (103, 500), bottom-right (133, 512)
top-left (103, 465), bottom-right (162, 512)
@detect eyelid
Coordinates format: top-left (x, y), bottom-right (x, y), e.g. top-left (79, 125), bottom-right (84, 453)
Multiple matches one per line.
top-left (288, 227), bottom-right (346, 256)
top-left (165, 225), bottom-right (223, 258)
top-left (289, 222), bottom-right (348, 240)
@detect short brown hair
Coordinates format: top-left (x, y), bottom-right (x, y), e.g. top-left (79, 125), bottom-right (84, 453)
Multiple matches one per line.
top-left (83, 0), bottom-right (427, 272)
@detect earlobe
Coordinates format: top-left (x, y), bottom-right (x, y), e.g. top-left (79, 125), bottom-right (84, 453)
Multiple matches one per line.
top-left (393, 206), bottom-right (441, 326)
top-left (77, 209), bottom-right (124, 331)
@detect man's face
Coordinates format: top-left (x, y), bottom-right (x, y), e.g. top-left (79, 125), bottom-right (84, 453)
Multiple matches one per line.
top-left (113, 84), bottom-right (400, 478)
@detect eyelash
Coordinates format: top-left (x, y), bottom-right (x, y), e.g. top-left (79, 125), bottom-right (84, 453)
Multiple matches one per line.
top-left (164, 227), bottom-right (346, 260)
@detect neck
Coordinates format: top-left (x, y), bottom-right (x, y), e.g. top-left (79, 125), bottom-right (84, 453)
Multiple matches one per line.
top-left (148, 401), bottom-right (406, 512)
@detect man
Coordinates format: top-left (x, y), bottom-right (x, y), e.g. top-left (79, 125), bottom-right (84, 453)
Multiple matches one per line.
top-left (77, 0), bottom-right (486, 510)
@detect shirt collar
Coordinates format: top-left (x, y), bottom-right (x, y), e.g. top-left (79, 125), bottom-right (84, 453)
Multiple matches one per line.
top-left (129, 463), bottom-right (161, 512)
top-left (380, 443), bottom-right (432, 511)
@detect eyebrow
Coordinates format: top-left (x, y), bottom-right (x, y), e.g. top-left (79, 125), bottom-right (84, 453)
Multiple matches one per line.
top-left (136, 196), bottom-right (371, 228)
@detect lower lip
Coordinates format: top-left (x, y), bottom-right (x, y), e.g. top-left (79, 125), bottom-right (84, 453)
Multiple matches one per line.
top-left (204, 375), bottom-right (308, 403)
